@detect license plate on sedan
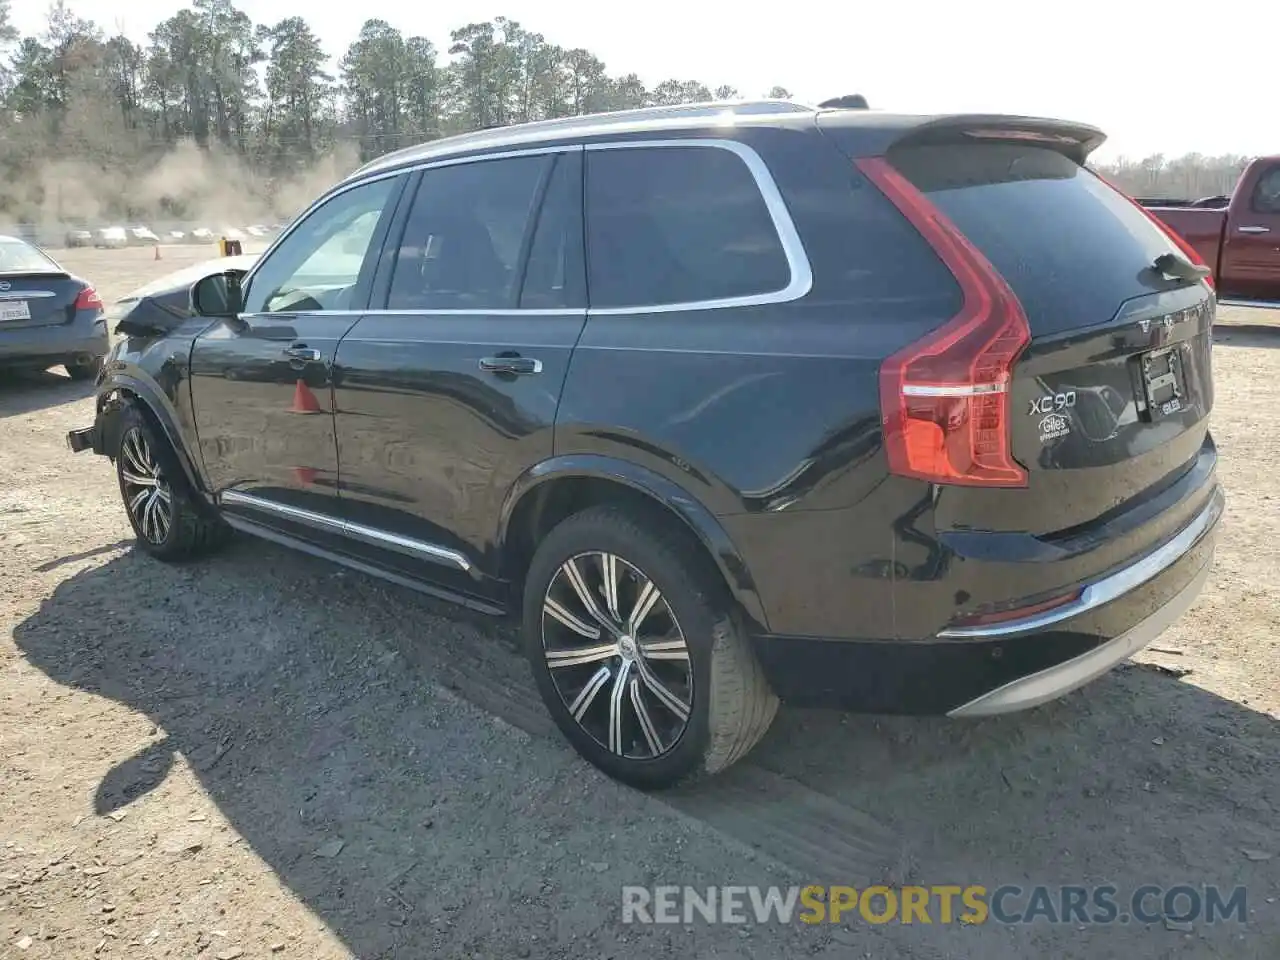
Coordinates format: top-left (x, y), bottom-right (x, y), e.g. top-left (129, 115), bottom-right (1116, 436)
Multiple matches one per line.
top-left (1139, 346), bottom-right (1187, 420)
top-left (0, 300), bottom-right (31, 322)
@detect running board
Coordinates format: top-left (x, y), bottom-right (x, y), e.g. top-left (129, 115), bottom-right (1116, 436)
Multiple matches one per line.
top-left (221, 514), bottom-right (507, 616)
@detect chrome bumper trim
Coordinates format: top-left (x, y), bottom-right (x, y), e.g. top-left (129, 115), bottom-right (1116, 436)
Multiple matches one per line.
top-left (947, 558), bottom-right (1211, 718)
top-left (938, 489), bottom-right (1223, 640)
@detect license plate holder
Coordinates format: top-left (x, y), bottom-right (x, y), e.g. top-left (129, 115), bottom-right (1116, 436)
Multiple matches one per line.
top-left (0, 300), bottom-right (31, 322)
top-left (1139, 346), bottom-right (1187, 420)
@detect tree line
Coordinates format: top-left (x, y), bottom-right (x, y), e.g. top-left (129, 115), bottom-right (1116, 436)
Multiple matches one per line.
top-left (0, 0), bottom-right (1259, 225)
top-left (0, 0), bottom-right (793, 223)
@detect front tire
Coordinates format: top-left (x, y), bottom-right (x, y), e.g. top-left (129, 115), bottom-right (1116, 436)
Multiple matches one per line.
top-left (523, 506), bottom-right (778, 789)
top-left (114, 403), bottom-right (228, 561)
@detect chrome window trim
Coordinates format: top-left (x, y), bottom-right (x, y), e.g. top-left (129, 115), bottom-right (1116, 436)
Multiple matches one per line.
top-left (243, 138), bottom-right (813, 320)
top-left (219, 489), bottom-right (471, 572)
top-left (583, 138), bottom-right (813, 316)
top-left (241, 144), bottom-right (583, 310)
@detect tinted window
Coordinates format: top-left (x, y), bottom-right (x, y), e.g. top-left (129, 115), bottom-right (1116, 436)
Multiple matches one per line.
top-left (1251, 166), bottom-right (1280, 214)
top-left (890, 144), bottom-right (1186, 334)
top-left (585, 145), bottom-right (791, 308)
top-left (389, 155), bottom-right (547, 310)
top-left (244, 176), bottom-right (397, 314)
top-left (520, 152), bottom-right (584, 310)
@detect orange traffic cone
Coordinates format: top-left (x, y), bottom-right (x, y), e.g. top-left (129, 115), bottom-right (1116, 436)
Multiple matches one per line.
top-left (292, 466), bottom-right (319, 485)
top-left (154, 244), bottom-right (161, 261)
top-left (290, 379), bottom-right (323, 414)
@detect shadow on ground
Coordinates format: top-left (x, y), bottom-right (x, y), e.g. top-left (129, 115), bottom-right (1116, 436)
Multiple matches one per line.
top-left (14, 537), bottom-right (1279, 959)
top-left (0, 366), bottom-right (94, 419)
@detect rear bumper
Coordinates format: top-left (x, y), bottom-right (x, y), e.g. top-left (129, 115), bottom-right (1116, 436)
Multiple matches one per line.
top-left (751, 486), bottom-right (1222, 714)
top-left (0, 310), bottom-right (108, 366)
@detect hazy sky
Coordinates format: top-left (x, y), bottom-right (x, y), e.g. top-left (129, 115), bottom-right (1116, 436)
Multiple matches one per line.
top-left (12, 0), bottom-right (1274, 161)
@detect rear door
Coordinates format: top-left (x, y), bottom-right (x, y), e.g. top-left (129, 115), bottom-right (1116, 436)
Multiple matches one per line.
top-left (0, 238), bottom-right (83, 328)
top-left (1218, 162), bottom-right (1280, 301)
top-left (331, 147), bottom-right (586, 597)
top-left (883, 140), bottom-right (1215, 536)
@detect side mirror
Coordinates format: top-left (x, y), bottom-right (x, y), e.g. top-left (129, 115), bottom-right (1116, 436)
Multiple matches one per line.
top-left (191, 272), bottom-right (244, 318)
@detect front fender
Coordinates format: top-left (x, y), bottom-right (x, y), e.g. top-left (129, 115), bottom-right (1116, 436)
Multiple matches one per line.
top-left (497, 454), bottom-right (769, 630)
top-left (96, 368), bottom-right (207, 500)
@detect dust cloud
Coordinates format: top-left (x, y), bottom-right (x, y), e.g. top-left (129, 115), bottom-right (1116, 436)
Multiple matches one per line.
top-left (4, 140), bottom-right (362, 230)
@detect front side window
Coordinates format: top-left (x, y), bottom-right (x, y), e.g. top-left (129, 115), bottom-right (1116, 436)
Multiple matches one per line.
top-left (1251, 167), bottom-right (1280, 214)
top-left (243, 176), bottom-right (399, 314)
top-left (388, 155), bottom-right (548, 310)
top-left (585, 144), bottom-right (791, 309)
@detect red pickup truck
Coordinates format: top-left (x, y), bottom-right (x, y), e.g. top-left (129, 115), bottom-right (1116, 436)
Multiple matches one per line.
top-left (1139, 156), bottom-right (1280, 307)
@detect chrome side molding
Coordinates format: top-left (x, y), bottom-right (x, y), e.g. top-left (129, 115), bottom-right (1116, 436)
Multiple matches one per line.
top-left (219, 489), bottom-right (472, 572)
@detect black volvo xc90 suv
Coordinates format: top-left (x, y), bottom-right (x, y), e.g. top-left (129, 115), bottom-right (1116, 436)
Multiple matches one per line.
top-left (69, 100), bottom-right (1222, 788)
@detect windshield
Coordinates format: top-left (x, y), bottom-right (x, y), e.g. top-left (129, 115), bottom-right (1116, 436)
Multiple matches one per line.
top-left (0, 237), bottom-right (60, 274)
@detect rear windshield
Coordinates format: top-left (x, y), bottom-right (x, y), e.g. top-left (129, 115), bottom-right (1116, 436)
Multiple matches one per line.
top-left (0, 237), bottom-right (59, 274)
top-left (889, 143), bottom-right (1182, 334)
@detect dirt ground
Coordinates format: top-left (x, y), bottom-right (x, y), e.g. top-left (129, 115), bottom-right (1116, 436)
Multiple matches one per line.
top-left (1, 246), bottom-right (1277, 960)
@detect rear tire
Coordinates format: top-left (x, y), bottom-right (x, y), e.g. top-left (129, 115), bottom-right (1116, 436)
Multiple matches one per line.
top-left (114, 402), bottom-right (229, 561)
top-left (522, 505), bottom-right (778, 789)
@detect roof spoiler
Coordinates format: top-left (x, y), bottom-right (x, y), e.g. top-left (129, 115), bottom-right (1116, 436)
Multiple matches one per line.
top-left (889, 114), bottom-right (1107, 165)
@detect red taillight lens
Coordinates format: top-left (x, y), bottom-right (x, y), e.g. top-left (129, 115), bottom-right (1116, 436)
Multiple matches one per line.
top-left (74, 286), bottom-right (103, 310)
top-left (1096, 174), bottom-right (1215, 290)
top-left (857, 156), bottom-right (1030, 488)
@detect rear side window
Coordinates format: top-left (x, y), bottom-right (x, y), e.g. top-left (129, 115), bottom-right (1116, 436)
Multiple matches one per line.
top-left (389, 155), bottom-right (547, 310)
top-left (585, 145), bottom-right (791, 309)
top-left (889, 143), bottom-right (1183, 333)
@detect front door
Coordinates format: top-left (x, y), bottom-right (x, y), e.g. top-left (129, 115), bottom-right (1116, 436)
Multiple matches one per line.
top-left (189, 174), bottom-right (406, 539)
top-left (1219, 163), bottom-right (1280, 302)
top-left (332, 148), bottom-right (586, 599)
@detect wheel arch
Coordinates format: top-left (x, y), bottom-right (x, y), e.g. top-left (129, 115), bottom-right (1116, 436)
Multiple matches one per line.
top-left (497, 454), bottom-right (769, 631)
top-left (97, 374), bottom-right (207, 500)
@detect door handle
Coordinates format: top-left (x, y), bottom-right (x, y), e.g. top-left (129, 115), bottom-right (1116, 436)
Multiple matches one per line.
top-left (479, 356), bottom-right (542, 375)
top-left (283, 344), bottom-right (321, 362)
top-left (1238, 225), bottom-right (1271, 234)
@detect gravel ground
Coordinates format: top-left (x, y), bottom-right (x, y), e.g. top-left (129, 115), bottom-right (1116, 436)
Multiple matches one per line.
top-left (1, 246), bottom-right (1277, 959)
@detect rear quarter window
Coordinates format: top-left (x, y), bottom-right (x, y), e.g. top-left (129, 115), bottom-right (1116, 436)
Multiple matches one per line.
top-left (584, 144), bottom-right (792, 309)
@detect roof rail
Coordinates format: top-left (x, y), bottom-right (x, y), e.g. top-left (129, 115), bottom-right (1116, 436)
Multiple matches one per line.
top-left (352, 99), bottom-right (815, 177)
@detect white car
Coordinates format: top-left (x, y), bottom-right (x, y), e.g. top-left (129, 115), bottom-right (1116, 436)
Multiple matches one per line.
top-left (94, 227), bottom-right (127, 249)
top-left (128, 226), bottom-right (160, 246)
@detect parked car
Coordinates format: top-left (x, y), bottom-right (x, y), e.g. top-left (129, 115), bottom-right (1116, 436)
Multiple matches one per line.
top-left (67, 101), bottom-right (1222, 788)
top-left (94, 227), bottom-right (128, 249)
top-left (189, 227), bottom-right (215, 244)
top-left (0, 234), bottom-right (106, 379)
top-left (245, 224), bottom-right (269, 238)
top-left (1138, 155), bottom-right (1280, 307)
top-left (128, 226), bottom-right (160, 246)
top-left (165, 230), bottom-right (187, 243)
top-left (64, 229), bottom-right (93, 248)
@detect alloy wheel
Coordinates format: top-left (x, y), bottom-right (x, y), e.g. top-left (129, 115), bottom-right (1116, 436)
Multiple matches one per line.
top-left (542, 552), bottom-right (693, 759)
top-left (120, 427), bottom-right (172, 545)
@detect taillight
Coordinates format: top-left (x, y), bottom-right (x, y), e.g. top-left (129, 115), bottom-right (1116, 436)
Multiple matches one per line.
top-left (1097, 175), bottom-right (1215, 290)
top-left (74, 286), bottom-right (103, 310)
top-left (856, 157), bottom-right (1030, 488)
